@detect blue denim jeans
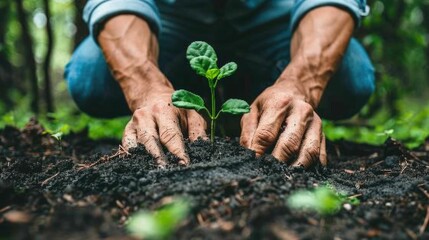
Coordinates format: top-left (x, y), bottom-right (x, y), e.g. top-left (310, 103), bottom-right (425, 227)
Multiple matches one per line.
top-left (65, 15), bottom-right (375, 120)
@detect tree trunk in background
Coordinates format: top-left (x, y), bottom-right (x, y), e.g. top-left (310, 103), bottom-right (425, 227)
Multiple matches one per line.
top-left (73, 0), bottom-right (88, 49)
top-left (16, 0), bottom-right (39, 114)
top-left (0, 0), bottom-right (14, 109)
top-left (43, 0), bottom-right (54, 113)
top-left (422, 4), bottom-right (429, 69)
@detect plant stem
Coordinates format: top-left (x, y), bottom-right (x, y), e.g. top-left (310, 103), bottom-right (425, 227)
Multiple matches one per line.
top-left (210, 87), bottom-right (216, 143)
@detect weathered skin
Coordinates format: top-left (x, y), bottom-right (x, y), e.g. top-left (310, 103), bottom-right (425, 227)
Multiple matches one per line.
top-left (98, 6), bottom-right (354, 168)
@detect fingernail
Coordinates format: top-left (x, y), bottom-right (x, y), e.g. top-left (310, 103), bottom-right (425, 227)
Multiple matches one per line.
top-left (178, 159), bottom-right (189, 166)
top-left (155, 157), bottom-right (167, 168)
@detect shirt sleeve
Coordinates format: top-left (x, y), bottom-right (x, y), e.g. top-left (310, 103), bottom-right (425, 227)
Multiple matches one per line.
top-left (83, 0), bottom-right (161, 43)
top-left (291, 0), bottom-right (370, 31)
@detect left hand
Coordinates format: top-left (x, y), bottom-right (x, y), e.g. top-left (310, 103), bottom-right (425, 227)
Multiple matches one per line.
top-left (240, 6), bottom-right (355, 168)
top-left (240, 78), bottom-right (327, 168)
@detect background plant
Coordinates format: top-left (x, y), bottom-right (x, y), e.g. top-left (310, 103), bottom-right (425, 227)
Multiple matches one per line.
top-left (127, 199), bottom-right (190, 240)
top-left (287, 186), bottom-right (360, 216)
top-left (172, 41), bottom-right (250, 142)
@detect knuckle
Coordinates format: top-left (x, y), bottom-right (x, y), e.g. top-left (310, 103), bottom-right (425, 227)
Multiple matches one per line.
top-left (272, 93), bottom-right (293, 109)
top-left (312, 112), bottom-right (322, 123)
top-left (189, 111), bottom-right (205, 124)
top-left (240, 136), bottom-right (249, 146)
top-left (255, 127), bottom-right (277, 145)
top-left (296, 102), bottom-right (314, 117)
top-left (285, 132), bottom-right (301, 147)
top-left (280, 143), bottom-right (299, 157)
top-left (160, 127), bottom-right (181, 144)
top-left (302, 146), bottom-right (320, 162)
top-left (132, 111), bottom-right (144, 122)
top-left (152, 102), bottom-right (168, 113)
top-left (281, 133), bottom-right (301, 155)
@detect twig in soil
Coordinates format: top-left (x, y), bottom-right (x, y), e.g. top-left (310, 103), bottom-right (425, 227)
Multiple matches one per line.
top-left (41, 172), bottom-right (59, 186)
top-left (77, 145), bottom-right (130, 171)
top-left (369, 160), bottom-right (384, 168)
top-left (418, 185), bottom-right (429, 200)
top-left (334, 145), bottom-right (341, 157)
top-left (419, 206), bottom-right (429, 235)
top-left (270, 224), bottom-right (300, 240)
top-left (400, 161), bottom-right (409, 175)
top-left (250, 176), bottom-right (263, 182)
top-left (347, 194), bottom-right (362, 199)
top-left (197, 213), bottom-right (206, 226)
top-left (405, 228), bottom-right (418, 240)
top-left (0, 206), bottom-right (11, 214)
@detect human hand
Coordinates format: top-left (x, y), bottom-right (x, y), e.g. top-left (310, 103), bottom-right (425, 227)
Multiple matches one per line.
top-left (121, 75), bottom-right (207, 166)
top-left (97, 15), bottom-right (207, 166)
top-left (239, 6), bottom-right (356, 168)
top-left (240, 80), bottom-right (327, 168)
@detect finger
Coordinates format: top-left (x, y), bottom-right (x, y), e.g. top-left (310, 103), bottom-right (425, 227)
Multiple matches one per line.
top-left (122, 120), bottom-right (138, 150)
top-left (186, 110), bottom-right (208, 141)
top-left (240, 104), bottom-right (259, 148)
top-left (156, 113), bottom-right (190, 165)
top-left (292, 115), bottom-right (323, 169)
top-left (319, 133), bottom-right (328, 166)
top-left (250, 106), bottom-right (286, 156)
top-left (135, 116), bottom-right (167, 167)
top-left (272, 103), bottom-right (313, 162)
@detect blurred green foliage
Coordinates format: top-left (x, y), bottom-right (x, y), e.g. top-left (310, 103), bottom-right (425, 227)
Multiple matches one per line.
top-left (0, 97), bottom-right (129, 140)
top-left (287, 186), bottom-right (360, 216)
top-left (127, 199), bottom-right (190, 240)
top-left (0, 0), bottom-right (429, 147)
top-left (322, 0), bottom-right (429, 148)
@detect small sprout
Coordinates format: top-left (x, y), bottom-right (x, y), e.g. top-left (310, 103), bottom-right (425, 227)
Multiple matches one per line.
top-left (51, 132), bottom-right (63, 141)
top-left (287, 186), bottom-right (359, 216)
top-left (376, 129), bottom-right (394, 137)
top-left (127, 199), bottom-right (190, 240)
top-left (172, 41), bottom-right (250, 142)
top-left (43, 124), bottom-right (70, 152)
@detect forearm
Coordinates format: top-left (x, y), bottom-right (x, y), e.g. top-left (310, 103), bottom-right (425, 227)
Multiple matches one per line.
top-left (98, 14), bottom-right (172, 111)
top-left (277, 6), bottom-right (354, 108)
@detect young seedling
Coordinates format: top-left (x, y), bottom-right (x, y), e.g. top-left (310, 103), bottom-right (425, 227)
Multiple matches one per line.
top-left (287, 186), bottom-right (360, 216)
top-left (127, 199), bottom-right (190, 240)
top-left (172, 41), bottom-right (250, 142)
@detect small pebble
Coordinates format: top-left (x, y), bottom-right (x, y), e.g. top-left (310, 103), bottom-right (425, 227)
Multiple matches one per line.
top-left (385, 155), bottom-right (400, 167)
top-left (343, 203), bottom-right (352, 211)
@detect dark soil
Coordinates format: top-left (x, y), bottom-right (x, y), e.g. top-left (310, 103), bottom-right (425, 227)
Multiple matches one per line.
top-left (1, 119), bottom-right (429, 240)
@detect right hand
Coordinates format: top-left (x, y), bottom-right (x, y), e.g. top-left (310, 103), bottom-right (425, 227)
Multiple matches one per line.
top-left (97, 15), bottom-right (207, 166)
top-left (121, 65), bottom-right (207, 167)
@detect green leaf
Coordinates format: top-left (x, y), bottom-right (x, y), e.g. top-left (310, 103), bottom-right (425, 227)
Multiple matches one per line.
top-left (186, 41), bottom-right (218, 63)
top-left (206, 68), bottom-right (220, 81)
top-left (217, 62), bottom-right (237, 80)
top-left (190, 56), bottom-right (217, 77)
top-left (127, 199), bottom-right (190, 240)
top-left (287, 187), bottom-right (343, 216)
top-left (220, 99), bottom-right (250, 115)
top-left (51, 132), bottom-right (63, 141)
top-left (172, 90), bottom-right (206, 111)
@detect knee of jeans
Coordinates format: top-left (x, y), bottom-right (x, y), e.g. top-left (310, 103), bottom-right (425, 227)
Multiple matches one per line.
top-left (64, 38), bottom-right (130, 118)
top-left (318, 42), bottom-right (376, 120)
top-left (341, 67), bottom-right (375, 119)
top-left (64, 61), bottom-right (101, 117)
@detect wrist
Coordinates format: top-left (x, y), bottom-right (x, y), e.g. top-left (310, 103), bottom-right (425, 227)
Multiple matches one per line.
top-left (119, 60), bottom-right (174, 112)
top-left (276, 60), bottom-right (329, 108)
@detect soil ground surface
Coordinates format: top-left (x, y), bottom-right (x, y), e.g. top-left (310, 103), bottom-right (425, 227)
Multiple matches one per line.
top-left (1, 119), bottom-right (429, 240)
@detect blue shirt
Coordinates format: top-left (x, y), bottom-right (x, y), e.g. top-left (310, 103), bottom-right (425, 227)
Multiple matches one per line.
top-left (83, 0), bottom-right (369, 42)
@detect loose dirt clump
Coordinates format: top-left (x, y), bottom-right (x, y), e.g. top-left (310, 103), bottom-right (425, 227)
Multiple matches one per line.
top-left (1, 120), bottom-right (429, 239)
